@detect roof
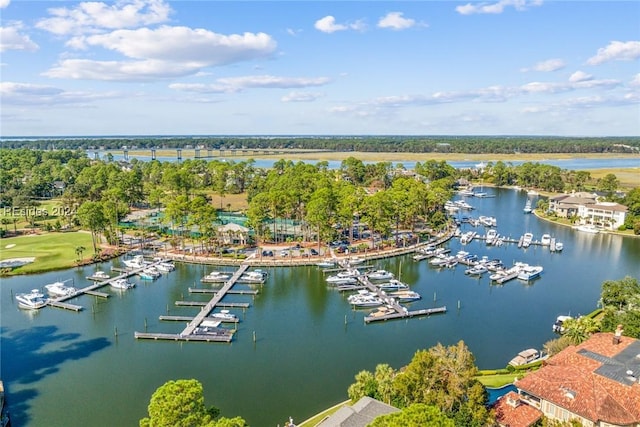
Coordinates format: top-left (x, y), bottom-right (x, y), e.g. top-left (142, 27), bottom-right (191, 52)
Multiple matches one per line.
top-left (515, 333), bottom-right (640, 425)
top-left (494, 392), bottom-right (543, 427)
top-left (217, 223), bottom-right (249, 232)
top-left (316, 397), bottom-right (399, 427)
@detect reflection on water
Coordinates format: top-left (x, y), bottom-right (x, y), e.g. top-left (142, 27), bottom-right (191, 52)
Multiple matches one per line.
top-left (1, 188), bottom-right (639, 426)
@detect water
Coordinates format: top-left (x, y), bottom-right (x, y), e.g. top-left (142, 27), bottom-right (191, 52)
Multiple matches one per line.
top-left (89, 151), bottom-right (640, 171)
top-left (2, 188), bottom-right (639, 426)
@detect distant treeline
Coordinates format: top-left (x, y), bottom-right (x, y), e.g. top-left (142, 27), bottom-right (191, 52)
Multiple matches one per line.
top-left (2, 136), bottom-right (640, 154)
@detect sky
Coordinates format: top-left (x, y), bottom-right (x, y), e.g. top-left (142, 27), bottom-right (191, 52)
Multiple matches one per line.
top-left (1, 0), bottom-right (639, 137)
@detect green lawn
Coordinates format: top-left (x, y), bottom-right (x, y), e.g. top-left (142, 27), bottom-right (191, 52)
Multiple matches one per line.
top-left (476, 373), bottom-right (520, 388)
top-left (0, 231), bottom-right (94, 275)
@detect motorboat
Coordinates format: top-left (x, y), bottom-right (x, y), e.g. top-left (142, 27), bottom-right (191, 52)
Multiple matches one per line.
top-left (454, 200), bottom-right (474, 210)
top-left (540, 234), bottom-right (551, 246)
top-left (521, 232), bottom-right (534, 248)
top-left (110, 278), bottom-right (135, 290)
top-left (517, 265), bottom-right (544, 281)
top-left (554, 242), bottom-right (564, 251)
top-left (460, 231), bottom-right (476, 244)
top-left (15, 289), bottom-right (48, 309)
top-left (465, 265), bottom-right (488, 276)
top-left (523, 199), bottom-right (532, 214)
top-left (210, 310), bottom-right (238, 322)
top-left (202, 271), bottom-right (231, 282)
top-left (367, 270), bottom-right (394, 281)
top-left (139, 267), bottom-right (160, 280)
top-left (44, 281), bottom-right (77, 297)
top-left (87, 270), bottom-right (110, 281)
top-left (326, 271), bottom-right (358, 285)
top-left (478, 216), bottom-right (497, 227)
top-left (316, 260), bottom-right (336, 268)
top-left (347, 257), bottom-right (365, 266)
top-left (377, 279), bottom-right (409, 291)
top-left (553, 315), bottom-right (573, 333)
top-left (444, 201), bottom-right (460, 213)
top-left (389, 290), bottom-right (421, 302)
top-left (508, 348), bottom-right (540, 367)
top-left (575, 224), bottom-right (600, 234)
top-left (155, 262), bottom-right (175, 272)
top-left (239, 270), bottom-right (268, 284)
top-left (123, 255), bottom-right (148, 269)
top-left (429, 254), bottom-right (448, 266)
top-left (485, 229), bottom-right (498, 244)
top-left (348, 291), bottom-right (384, 308)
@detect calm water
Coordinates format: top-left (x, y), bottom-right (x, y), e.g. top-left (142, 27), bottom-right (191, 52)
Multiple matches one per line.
top-left (2, 188), bottom-right (639, 426)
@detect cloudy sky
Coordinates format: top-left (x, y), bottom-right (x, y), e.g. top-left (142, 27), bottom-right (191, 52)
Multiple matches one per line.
top-left (1, 0), bottom-right (639, 136)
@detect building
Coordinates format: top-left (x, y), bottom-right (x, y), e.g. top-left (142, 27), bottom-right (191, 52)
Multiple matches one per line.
top-left (548, 192), bottom-right (627, 230)
top-left (316, 397), bottom-right (399, 427)
top-left (495, 333), bottom-right (640, 427)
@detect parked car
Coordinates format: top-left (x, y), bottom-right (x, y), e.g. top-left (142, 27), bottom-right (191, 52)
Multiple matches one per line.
top-left (262, 250), bottom-right (274, 257)
top-left (310, 248), bottom-right (319, 256)
top-left (280, 250), bottom-right (289, 257)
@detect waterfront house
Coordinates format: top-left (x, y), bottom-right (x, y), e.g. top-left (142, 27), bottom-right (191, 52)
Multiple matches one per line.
top-left (316, 396), bottom-right (399, 427)
top-left (495, 332), bottom-right (640, 426)
top-left (217, 223), bottom-right (249, 245)
top-left (548, 192), bottom-right (627, 229)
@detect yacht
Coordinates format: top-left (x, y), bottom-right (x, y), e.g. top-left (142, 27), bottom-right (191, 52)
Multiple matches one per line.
top-left (110, 278), bottom-right (135, 290)
top-left (523, 199), bottom-right (533, 214)
top-left (202, 271), bottom-right (231, 282)
top-left (554, 242), bottom-right (564, 251)
top-left (210, 310), bottom-right (238, 322)
top-left (521, 232), bottom-right (534, 248)
top-left (517, 265), bottom-right (544, 281)
top-left (155, 262), bottom-right (175, 272)
top-left (326, 271), bottom-right (358, 285)
top-left (478, 216), bottom-right (497, 227)
top-left (316, 260), bottom-right (336, 268)
top-left (239, 270), bottom-right (268, 284)
top-left (44, 281), bottom-right (78, 298)
top-left (87, 270), bottom-right (110, 281)
top-left (123, 255), bottom-right (148, 269)
top-left (553, 315), bottom-right (573, 333)
top-left (139, 267), bottom-right (160, 280)
top-left (575, 224), bottom-right (600, 234)
top-left (367, 270), bottom-right (394, 281)
top-left (348, 291), bottom-right (384, 308)
top-left (485, 229), bottom-right (498, 244)
top-left (377, 279), bottom-right (409, 291)
top-left (540, 234), bottom-right (552, 246)
top-left (465, 264), bottom-right (488, 276)
top-left (389, 290), bottom-right (421, 302)
top-left (15, 289), bottom-right (48, 309)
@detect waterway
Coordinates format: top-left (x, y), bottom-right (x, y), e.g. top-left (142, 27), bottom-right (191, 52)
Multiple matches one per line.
top-left (1, 188), bottom-right (639, 426)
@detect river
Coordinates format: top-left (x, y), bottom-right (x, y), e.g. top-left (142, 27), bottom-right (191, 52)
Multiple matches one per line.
top-left (1, 188), bottom-right (639, 426)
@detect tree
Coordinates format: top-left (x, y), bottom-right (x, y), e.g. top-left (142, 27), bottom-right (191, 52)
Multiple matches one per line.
top-left (76, 201), bottom-right (107, 253)
top-left (561, 317), bottom-right (600, 345)
top-left (597, 173), bottom-right (619, 196)
top-left (140, 379), bottom-right (246, 427)
top-left (75, 246), bottom-right (86, 263)
top-left (369, 403), bottom-right (455, 427)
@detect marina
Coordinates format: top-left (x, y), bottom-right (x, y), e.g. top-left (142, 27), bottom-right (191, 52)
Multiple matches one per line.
top-left (2, 187), bottom-right (640, 427)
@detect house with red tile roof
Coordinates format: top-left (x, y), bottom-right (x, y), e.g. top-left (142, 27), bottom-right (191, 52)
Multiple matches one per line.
top-left (494, 332), bottom-right (640, 427)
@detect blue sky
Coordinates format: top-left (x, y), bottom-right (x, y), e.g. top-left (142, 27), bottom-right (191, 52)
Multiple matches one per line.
top-left (1, 0), bottom-right (639, 137)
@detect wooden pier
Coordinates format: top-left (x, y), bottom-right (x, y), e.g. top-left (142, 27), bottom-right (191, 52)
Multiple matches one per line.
top-left (364, 306), bottom-right (447, 323)
top-left (159, 315), bottom-right (239, 324)
top-left (188, 287), bottom-right (259, 295)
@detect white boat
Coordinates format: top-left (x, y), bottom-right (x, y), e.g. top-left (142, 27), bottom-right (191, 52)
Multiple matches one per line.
top-left (521, 232), bottom-right (534, 248)
top-left (15, 289), bottom-right (48, 309)
top-left (523, 199), bottom-right (532, 214)
top-left (444, 201), bottom-right (460, 213)
top-left (454, 200), bottom-right (474, 210)
top-left (465, 265), bottom-right (488, 276)
top-left (458, 188), bottom-right (475, 196)
top-left (377, 279), bottom-right (409, 291)
top-left (485, 229), bottom-right (498, 244)
top-left (87, 270), bottom-right (110, 280)
top-left (478, 216), bottom-right (497, 227)
top-left (210, 309), bottom-right (238, 322)
top-left (111, 278), bottom-right (135, 290)
top-left (155, 262), bottom-right (175, 272)
top-left (554, 242), bottom-right (564, 251)
top-left (326, 271), bottom-right (358, 285)
top-left (239, 270), bottom-right (268, 284)
top-left (316, 260), bottom-right (336, 268)
top-left (202, 271), bottom-right (231, 282)
top-left (348, 292), bottom-right (384, 308)
top-left (123, 255), bottom-right (148, 269)
top-left (44, 281), bottom-right (77, 297)
top-left (540, 234), bottom-right (551, 246)
top-left (347, 257), bottom-right (365, 266)
top-left (517, 265), bottom-right (543, 281)
top-left (367, 270), bottom-right (394, 281)
top-left (139, 268), bottom-right (160, 280)
top-left (460, 231), bottom-right (476, 244)
top-left (553, 315), bottom-right (573, 333)
top-left (389, 290), bottom-right (421, 302)
top-left (508, 348), bottom-right (540, 367)
top-left (575, 224), bottom-right (600, 234)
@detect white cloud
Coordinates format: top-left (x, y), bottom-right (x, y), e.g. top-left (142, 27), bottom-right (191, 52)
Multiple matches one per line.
top-left (456, 0), bottom-right (543, 15)
top-left (0, 22), bottom-right (39, 52)
top-left (377, 12), bottom-right (416, 30)
top-left (521, 58), bottom-right (565, 72)
top-left (35, 0), bottom-right (172, 35)
top-left (170, 75), bottom-right (331, 94)
top-left (568, 71), bottom-right (592, 83)
top-left (630, 73), bottom-right (640, 87)
top-left (587, 40), bottom-right (640, 65)
top-left (0, 0), bottom-right (10, 9)
top-left (45, 26), bottom-right (277, 81)
top-left (0, 81), bottom-right (118, 105)
top-left (281, 91), bottom-right (323, 102)
top-left (314, 15), bottom-right (365, 33)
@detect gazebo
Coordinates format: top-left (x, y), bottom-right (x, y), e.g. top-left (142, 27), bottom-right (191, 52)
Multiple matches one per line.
top-left (217, 223), bottom-right (250, 245)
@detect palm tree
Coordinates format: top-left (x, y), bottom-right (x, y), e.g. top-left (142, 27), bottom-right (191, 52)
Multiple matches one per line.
top-left (75, 246), bottom-right (86, 263)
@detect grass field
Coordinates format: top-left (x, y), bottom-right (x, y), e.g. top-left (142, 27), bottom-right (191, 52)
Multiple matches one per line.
top-left (0, 231), bottom-right (94, 275)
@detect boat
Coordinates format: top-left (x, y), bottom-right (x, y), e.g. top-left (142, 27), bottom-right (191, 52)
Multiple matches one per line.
top-left (460, 231), bottom-right (476, 244)
top-left (110, 278), bottom-right (135, 290)
top-left (429, 254), bottom-right (448, 266)
top-left (388, 290), bottom-right (421, 302)
top-left (348, 292), bottom-right (384, 308)
top-left (540, 234), bottom-right (551, 246)
top-left (377, 279), bottom-right (409, 291)
top-left (316, 260), bottom-right (336, 268)
top-left (521, 232), bottom-right (534, 248)
top-left (454, 200), bottom-right (474, 210)
top-left (202, 271), bottom-right (231, 282)
top-left (523, 199), bottom-right (532, 214)
top-left (575, 224), bottom-right (600, 234)
top-left (444, 201), bottom-right (460, 213)
top-left (465, 264), bottom-right (488, 276)
top-left (485, 229), bottom-right (498, 245)
top-left (139, 267), bottom-right (160, 280)
top-left (367, 270), bottom-right (394, 281)
top-left (87, 270), bottom-right (110, 280)
top-left (210, 309), bottom-right (238, 322)
top-left (458, 187), bottom-right (475, 196)
top-left (239, 270), bottom-right (268, 284)
top-left (508, 348), bottom-right (540, 367)
top-left (552, 315), bottom-right (573, 333)
top-left (123, 255), bottom-right (148, 269)
top-left (347, 257), bottom-right (365, 266)
top-left (326, 271), bottom-right (358, 285)
top-left (554, 242), bottom-right (564, 251)
top-left (478, 216), bottom-right (497, 227)
top-left (517, 265), bottom-right (543, 281)
top-left (44, 280), bottom-right (77, 297)
top-left (15, 289), bottom-right (48, 309)
top-left (155, 262), bottom-right (175, 272)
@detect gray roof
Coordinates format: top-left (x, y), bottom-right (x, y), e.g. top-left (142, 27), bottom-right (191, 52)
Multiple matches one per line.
top-left (578, 340), bottom-right (640, 386)
top-left (316, 397), bottom-right (400, 427)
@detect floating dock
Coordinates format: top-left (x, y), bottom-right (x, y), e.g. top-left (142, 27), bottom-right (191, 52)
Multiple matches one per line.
top-left (364, 306), bottom-right (447, 323)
